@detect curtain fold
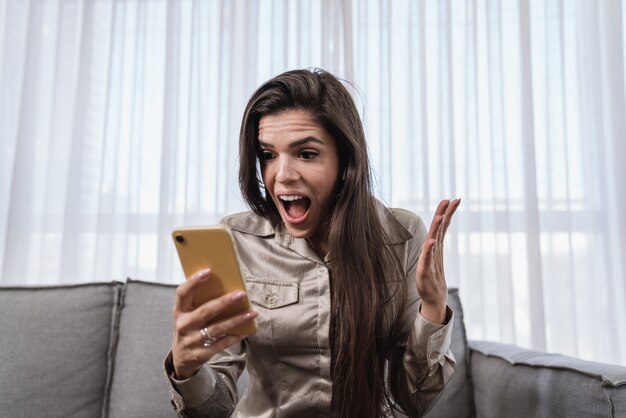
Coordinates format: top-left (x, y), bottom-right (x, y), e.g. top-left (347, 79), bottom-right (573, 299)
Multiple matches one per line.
top-left (1, 0), bottom-right (625, 366)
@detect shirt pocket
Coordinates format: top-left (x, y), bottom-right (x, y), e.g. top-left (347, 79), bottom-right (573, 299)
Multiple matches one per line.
top-left (246, 279), bottom-right (299, 309)
top-left (245, 278), bottom-right (303, 352)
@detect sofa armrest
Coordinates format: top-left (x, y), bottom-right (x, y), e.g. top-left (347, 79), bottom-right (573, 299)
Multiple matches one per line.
top-left (469, 340), bottom-right (626, 418)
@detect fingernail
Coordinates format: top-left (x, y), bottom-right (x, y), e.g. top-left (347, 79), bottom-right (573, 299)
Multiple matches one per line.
top-left (197, 269), bottom-right (210, 280)
top-left (232, 291), bottom-right (245, 301)
top-left (244, 311), bottom-right (258, 319)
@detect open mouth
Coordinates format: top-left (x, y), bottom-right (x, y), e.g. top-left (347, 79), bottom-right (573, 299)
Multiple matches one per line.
top-left (279, 195), bottom-right (311, 223)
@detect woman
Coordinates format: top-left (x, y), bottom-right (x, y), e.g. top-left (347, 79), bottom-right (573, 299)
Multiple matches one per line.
top-left (165, 68), bottom-right (460, 417)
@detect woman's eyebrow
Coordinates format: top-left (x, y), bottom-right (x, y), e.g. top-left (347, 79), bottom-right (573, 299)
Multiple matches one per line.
top-left (258, 137), bottom-right (325, 149)
top-left (289, 137), bottom-right (325, 148)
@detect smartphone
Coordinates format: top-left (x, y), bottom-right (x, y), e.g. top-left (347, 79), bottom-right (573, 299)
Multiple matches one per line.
top-left (172, 225), bottom-right (257, 335)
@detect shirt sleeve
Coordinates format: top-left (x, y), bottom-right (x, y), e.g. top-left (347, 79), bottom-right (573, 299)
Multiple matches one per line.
top-left (387, 213), bottom-right (457, 417)
top-left (163, 340), bottom-right (247, 418)
top-left (411, 306), bottom-right (455, 383)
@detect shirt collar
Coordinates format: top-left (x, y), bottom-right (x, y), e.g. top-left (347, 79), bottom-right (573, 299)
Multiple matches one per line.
top-left (374, 199), bottom-right (414, 245)
top-left (226, 199), bottom-right (413, 245)
top-left (225, 211), bottom-right (275, 237)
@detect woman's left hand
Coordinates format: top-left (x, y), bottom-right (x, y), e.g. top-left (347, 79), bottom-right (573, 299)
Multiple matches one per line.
top-left (415, 198), bottom-right (461, 324)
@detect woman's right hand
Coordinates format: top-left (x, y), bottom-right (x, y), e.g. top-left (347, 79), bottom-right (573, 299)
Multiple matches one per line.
top-left (171, 268), bottom-right (258, 380)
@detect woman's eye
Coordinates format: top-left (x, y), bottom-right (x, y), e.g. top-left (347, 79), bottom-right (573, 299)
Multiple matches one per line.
top-left (259, 151), bottom-right (275, 161)
top-left (299, 150), bottom-right (319, 160)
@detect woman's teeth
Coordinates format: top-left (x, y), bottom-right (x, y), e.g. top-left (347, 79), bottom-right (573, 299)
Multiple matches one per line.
top-left (279, 195), bottom-right (304, 202)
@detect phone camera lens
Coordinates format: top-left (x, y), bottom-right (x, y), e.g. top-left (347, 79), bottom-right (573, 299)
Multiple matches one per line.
top-left (175, 235), bottom-right (185, 243)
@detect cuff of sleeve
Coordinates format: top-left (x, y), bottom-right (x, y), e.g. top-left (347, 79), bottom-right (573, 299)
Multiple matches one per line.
top-left (415, 305), bottom-right (455, 368)
top-left (171, 365), bottom-right (217, 407)
top-left (164, 351), bottom-right (218, 409)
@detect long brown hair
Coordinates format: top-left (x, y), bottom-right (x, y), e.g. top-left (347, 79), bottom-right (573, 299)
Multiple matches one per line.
top-left (239, 68), bottom-right (406, 417)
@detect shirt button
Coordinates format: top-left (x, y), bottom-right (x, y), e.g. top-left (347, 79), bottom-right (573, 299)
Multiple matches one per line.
top-left (430, 351), bottom-right (440, 360)
top-left (266, 294), bottom-right (277, 305)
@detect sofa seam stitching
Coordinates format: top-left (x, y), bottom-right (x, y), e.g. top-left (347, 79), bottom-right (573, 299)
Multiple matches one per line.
top-left (101, 280), bottom-right (126, 418)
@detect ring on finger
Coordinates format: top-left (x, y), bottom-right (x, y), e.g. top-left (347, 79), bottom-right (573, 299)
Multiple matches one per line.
top-left (200, 327), bottom-right (226, 347)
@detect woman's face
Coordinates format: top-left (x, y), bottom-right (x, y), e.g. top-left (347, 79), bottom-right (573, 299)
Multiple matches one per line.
top-left (258, 109), bottom-right (340, 245)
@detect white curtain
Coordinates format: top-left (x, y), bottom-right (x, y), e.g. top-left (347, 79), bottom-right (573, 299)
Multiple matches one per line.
top-left (1, 0), bottom-right (625, 366)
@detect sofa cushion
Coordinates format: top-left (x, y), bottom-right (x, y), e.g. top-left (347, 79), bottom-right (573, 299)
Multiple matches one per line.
top-left (0, 282), bottom-right (120, 418)
top-left (470, 340), bottom-right (626, 418)
top-left (107, 279), bottom-right (177, 418)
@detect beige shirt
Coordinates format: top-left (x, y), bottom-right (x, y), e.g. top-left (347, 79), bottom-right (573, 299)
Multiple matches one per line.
top-left (165, 204), bottom-right (456, 417)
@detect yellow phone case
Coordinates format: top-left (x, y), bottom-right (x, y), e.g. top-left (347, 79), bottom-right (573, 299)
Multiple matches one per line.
top-left (172, 226), bottom-right (257, 335)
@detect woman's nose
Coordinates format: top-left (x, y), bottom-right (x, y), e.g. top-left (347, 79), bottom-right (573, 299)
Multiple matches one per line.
top-left (275, 157), bottom-right (299, 183)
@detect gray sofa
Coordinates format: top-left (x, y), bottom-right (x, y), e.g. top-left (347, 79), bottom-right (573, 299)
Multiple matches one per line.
top-left (1, 279), bottom-right (624, 418)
